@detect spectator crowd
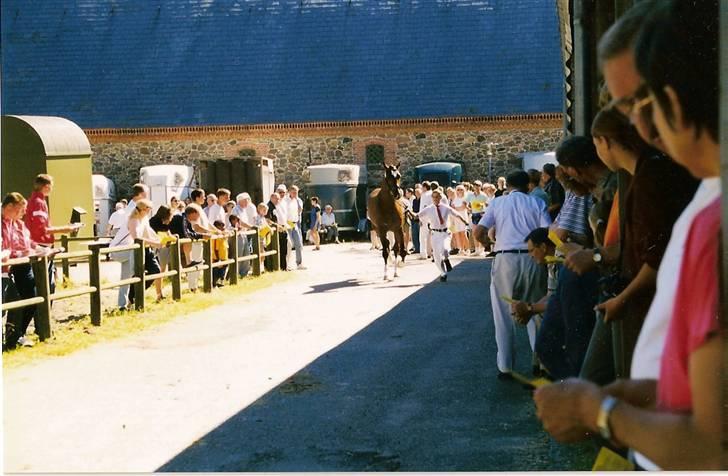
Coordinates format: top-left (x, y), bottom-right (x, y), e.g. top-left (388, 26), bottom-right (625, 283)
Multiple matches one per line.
top-left (2, 176), bottom-right (345, 348)
top-left (470, 0), bottom-right (721, 470)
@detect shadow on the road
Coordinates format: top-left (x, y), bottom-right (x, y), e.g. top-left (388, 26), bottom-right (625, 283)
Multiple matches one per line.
top-left (303, 278), bottom-right (368, 294)
top-left (371, 283), bottom-right (424, 290)
top-left (158, 259), bottom-right (596, 472)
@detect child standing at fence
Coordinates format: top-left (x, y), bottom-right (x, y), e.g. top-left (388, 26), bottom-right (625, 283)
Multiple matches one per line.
top-left (211, 220), bottom-right (228, 287)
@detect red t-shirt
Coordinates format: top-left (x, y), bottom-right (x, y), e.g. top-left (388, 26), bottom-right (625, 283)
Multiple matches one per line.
top-left (24, 191), bottom-right (54, 245)
top-left (657, 197), bottom-right (721, 412)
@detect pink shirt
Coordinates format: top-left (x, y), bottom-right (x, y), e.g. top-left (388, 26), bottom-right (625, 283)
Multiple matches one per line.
top-left (24, 191), bottom-right (54, 245)
top-left (2, 217), bottom-right (36, 273)
top-left (657, 197), bottom-right (721, 413)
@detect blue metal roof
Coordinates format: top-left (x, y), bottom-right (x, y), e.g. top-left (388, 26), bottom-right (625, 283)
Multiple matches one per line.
top-left (1, 0), bottom-right (564, 128)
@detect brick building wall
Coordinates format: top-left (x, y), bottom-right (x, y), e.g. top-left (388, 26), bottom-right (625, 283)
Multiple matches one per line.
top-left (88, 115), bottom-right (563, 198)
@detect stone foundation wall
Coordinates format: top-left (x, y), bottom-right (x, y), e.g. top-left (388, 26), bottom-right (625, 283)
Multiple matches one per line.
top-left (90, 125), bottom-right (563, 198)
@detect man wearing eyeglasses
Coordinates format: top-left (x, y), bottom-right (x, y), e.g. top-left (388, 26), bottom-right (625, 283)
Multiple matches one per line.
top-left (599, 1), bottom-right (664, 153)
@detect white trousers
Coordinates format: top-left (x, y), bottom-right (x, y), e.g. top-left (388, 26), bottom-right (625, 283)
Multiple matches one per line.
top-left (431, 230), bottom-right (451, 276)
top-left (488, 253), bottom-right (548, 373)
top-left (419, 226), bottom-right (432, 259)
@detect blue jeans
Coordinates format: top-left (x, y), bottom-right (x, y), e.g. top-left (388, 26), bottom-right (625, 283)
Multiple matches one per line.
top-left (112, 250), bottom-right (134, 308)
top-left (411, 221), bottom-right (420, 254)
top-left (237, 234), bottom-right (252, 277)
top-left (288, 224), bottom-right (303, 266)
top-left (536, 266), bottom-right (599, 379)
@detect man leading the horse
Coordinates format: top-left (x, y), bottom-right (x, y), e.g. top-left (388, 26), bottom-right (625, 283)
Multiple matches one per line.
top-left (416, 188), bottom-right (469, 282)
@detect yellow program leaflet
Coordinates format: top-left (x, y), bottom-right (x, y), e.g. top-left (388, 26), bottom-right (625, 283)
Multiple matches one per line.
top-left (547, 230), bottom-right (565, 250)
top-left (591, 447), bottom-right (635, 471)
top-left (545, 255), bottom-right (564, 264)
top-left (510, 371), bottom-right (551, 388)
top-left (500, 295), bottom-right (516, 304)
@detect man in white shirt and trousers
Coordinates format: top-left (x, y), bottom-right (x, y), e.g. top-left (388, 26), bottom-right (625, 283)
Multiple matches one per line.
top-left (418, 181), bottom-right (433, 260)
top-left (474, 170), bottom-right (551, 380)
top-left (417, 188), bottom-right (468, 282)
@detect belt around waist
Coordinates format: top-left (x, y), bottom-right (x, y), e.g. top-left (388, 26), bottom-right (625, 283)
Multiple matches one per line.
top-left (431, 228), bottom-right (448, 233)
top-left (494, 249), bottom-right (529, 255)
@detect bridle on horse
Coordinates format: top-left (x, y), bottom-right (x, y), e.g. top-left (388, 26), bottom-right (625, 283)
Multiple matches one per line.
top-left (385, 167), bottom-right (402, 200)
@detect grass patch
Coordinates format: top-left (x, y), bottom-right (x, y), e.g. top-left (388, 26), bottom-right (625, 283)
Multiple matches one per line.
top-left (3, 271), bottom-right (293, 371)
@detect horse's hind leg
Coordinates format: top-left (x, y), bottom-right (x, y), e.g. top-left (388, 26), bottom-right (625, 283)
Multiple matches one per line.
top-left (380, 233), bottom-right (390, 280)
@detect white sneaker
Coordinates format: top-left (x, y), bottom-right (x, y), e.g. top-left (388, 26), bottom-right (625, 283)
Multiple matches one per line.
top-left (17, 336), bottom-right (34, 347)
top-left (297, 265), bottom-right (307, 270)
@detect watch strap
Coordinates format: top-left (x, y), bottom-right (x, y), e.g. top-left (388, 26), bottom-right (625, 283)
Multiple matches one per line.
top-left (597, 396), bottom-right (618, 441)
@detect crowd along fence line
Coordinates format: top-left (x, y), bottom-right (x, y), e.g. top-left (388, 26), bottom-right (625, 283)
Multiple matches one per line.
top-left (1, 227), bottom-right (280, 338)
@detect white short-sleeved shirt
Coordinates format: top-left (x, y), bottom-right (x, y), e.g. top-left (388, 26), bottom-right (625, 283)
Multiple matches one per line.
top-left (206, 203), bottom-right (225, 226)
top-left (108, 209), bottom-right (127, 230)
top-left (451, 196), bottom-right (467, 212)
top-left (630, 178), bottom-right (719, 470)
top-left (233, 203), bottom-right (258, 228)
top-left (478, 191), bottom-right (551, 251)
top-left (273, 202), bottom-right (288, 225)
top-left (109, 199), bottom-right (136, 246)
top-left (418, 203), bottom-right (459, 230)
top-left (285, 196), bottom-right (304, 223)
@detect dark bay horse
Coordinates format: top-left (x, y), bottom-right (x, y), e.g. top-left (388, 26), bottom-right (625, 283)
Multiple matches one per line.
top-left (367, 163), bottom-right (407, 280)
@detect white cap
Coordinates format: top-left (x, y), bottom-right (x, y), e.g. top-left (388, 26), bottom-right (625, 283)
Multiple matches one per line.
top-left (236, 192), bottom-right (251, 202)
top-left (276, 184), bottom-right (287, 192)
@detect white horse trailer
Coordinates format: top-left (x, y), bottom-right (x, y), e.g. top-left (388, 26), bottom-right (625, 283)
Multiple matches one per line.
top-left (521, 151), bottom-right (558, 173)
top-left (92, 174), bottom-right (116, 236)
top-left (139, 165), bottom-right (196, 212)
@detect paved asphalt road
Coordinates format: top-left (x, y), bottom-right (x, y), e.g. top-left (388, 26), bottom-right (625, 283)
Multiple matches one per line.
top-left (4, 242), bottom-right (595, 472)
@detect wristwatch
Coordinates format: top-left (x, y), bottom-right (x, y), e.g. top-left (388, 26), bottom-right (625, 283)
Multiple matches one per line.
top-left (597, 395), bottom-right (619, 441)
top-left (592, 248), bottom-right (603, 263)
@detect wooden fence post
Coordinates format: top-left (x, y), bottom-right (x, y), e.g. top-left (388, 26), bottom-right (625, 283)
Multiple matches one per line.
top-left (251, 228), bottom-right (261, 277)
top-left (272, 227), bottom-right (281, 272)
top-left (228, 231), bottom-right (239, 285)
top-left (203, 239), bottom-right (213, 293)
top-left (61, 234), bottom-right (70, 284)
top-left (133, 239), bottom-right (145, 311)
top-left (88, 243), bottom-right (103, 326)
top-left (31, 255), bottom-right (52, 340)
top-left (169, 240), bottom-right (182, 301)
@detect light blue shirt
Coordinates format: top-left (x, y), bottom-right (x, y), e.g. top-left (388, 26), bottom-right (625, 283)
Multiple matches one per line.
top-left (479, 191), bottom-right (551, 251)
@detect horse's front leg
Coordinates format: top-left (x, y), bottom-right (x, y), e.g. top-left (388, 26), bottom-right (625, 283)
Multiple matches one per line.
top-left (380, 234), bottom-right (390, 280)
top-left (395, 227), bottom-right (406, 267)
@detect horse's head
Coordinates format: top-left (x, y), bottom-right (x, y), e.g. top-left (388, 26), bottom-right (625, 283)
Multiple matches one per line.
top-left (384, 163), bottom-right (402, 199)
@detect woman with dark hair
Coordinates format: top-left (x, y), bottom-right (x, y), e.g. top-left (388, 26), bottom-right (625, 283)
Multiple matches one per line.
top-left (589, 102), bottom-right (697, 378)
top-left (150, 205), bottom-right (174, 277)
top-left (534, 1), bottom-right (722, 469)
